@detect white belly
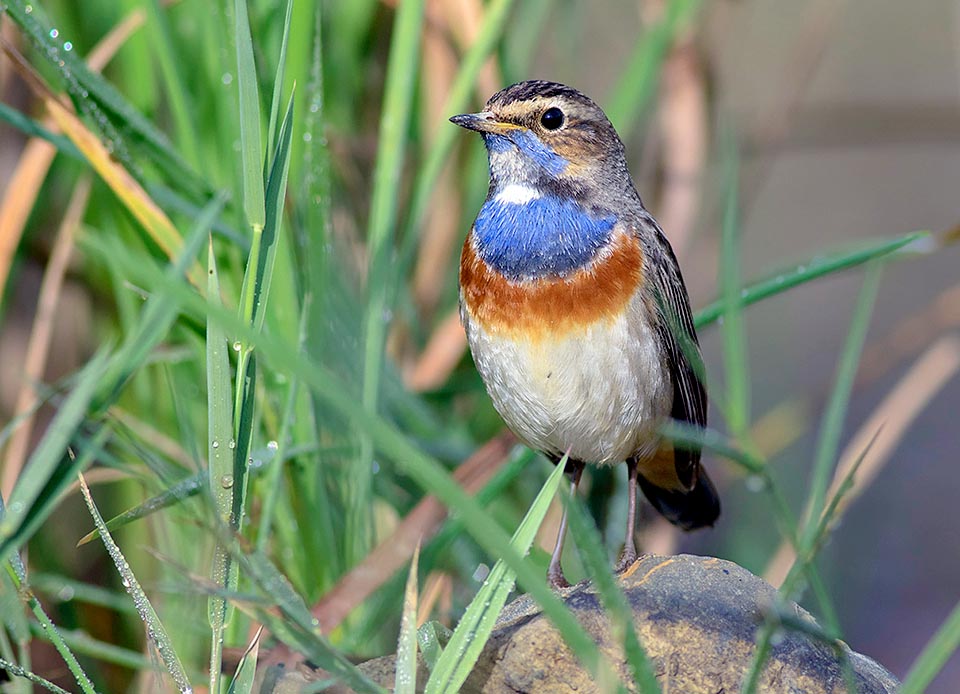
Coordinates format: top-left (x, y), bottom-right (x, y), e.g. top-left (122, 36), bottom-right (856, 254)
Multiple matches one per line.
top-left (464, 302), bottom-right (672, 465)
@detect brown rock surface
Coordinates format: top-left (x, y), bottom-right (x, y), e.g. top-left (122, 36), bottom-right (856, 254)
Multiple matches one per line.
top-left (262, 554), bottom-right (899, 693)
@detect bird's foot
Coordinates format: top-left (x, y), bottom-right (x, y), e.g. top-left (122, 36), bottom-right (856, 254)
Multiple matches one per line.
top-left (547, 565), bottom-right (572, 590)
top-left (614, 547), bottom-right (638, 574)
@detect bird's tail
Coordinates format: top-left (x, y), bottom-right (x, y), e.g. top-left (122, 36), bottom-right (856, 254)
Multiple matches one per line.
top-left (636, 469), bottom-right (720, 531)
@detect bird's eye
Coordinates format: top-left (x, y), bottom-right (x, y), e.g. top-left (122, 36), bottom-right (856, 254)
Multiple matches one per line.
top-left (540, 107), bottom-right (564, 130)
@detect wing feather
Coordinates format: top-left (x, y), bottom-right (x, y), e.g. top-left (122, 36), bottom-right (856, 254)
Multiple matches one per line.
top-left (639, 213), bottom-right (707, 489)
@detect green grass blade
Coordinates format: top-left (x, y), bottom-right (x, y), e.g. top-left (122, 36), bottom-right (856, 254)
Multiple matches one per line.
top-left (2, 508), bottom-right (97, 694)
top-left (226, 543), bottom-right (386, 694)
top-left (226, 628), bottom-right (261, 694)
top-left (0, 102), bottom-right (81, 157)
top-left (564, 491), bottom-right (657, 693)
top-left (207, 234), bottom-right (235, 694)
top-left (77, 474), bottom-right (192, 692)
top-left (900, 600), bottom-right (960, 694)
top-left (28, 624), bottom-right (154, 671)
top-left (0, 658), bottom-right (72, 694)
top-left (800, 264), bottom-right (882, 547)
top-left (417, 622), bottom-right (451, 673)
top-left (77, 474), bottom-right (202, 546)
top-left (604, 0), bottom-right (703, 135)
top-left (718, 129), bottom-right (750, 436)
top-left (266, 0), bottom-right (295, 166)
top-left (356, 0), bottom-right (426, 565)
top-left (234, 0), bottom-right (266, 229)
top-left (395, 545), bottom-right (421, 694)
top-left (98, 193), bottom-right (225, 407)
top-left (694, 232), bottom-right (922, 329)
top-left (143, 0), bottom-right (199, 163)
top-left (252, 91), bottom-right (296, 335)
top-left (0, 349), bottom-right (110, 557)
top-left (30, 573), bottom-right (137, 615)
top-left (399, 0), bottom-right (517, 253)
top-left (425, 461), bottom-right (566, 694)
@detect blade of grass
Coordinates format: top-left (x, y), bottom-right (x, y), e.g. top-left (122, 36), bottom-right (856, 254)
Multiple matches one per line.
top-left (0, 659), bottom-right (72, 694)
top-left (77, 474), bottom-right (202, 546)
top-left (396, 544), bottom-right (421, 694)
top-left (800, 263), bottom-right (882, 548)
top-left (143, 0), bottom-right (199, 163)
top-left (77, 473), bottom-right (191, 692)
top-left (604, 0), bottom-right (703, 136)
top-left (28, 623), bottom-right (154, 672)
top-left (900, 600), bottom-right (960, 694)
top-left (741, 265), bottom-right (883, 694)
top-left (718, 128), bottom-right (750, 436)
top-left (564, 488), bottom-right (657, 693)
top-left (355, 0), bottom-right (426, 566)
top-left (98, 192), bottom-right (225, 410)
top-left (398, 0), bottom-right (517, 259)
top-left (2, 494), bottom-right (97, 694)
top-left (226, 627), bottom-right (262, 694)
top-left (234, 0), bottom-right (265, 230)
top-left (266, 0), bottom-right (295, 168)
top-left (694, 232), bottom-right (921, 328)
top-left (424, 461), bottom-right (565, 694)
top-left (0, 349), bottom-right (109, 556)
top-left (30, 573), bottom-right (137, 615)
top-left (208, 234), bottom-right (235, 694)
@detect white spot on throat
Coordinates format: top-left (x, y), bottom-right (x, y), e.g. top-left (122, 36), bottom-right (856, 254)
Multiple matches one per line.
top-left (495, 183), bottom-right (541, 205)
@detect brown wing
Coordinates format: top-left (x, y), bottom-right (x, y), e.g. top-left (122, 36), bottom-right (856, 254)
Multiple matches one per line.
top-left (642, 214), bottom-right (707, 490)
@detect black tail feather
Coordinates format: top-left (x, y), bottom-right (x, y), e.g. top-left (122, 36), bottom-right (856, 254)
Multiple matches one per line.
top-left (636, 469), bottom-right (720, 531)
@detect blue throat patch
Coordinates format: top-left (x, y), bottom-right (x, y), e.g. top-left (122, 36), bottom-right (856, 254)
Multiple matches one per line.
top-left (483, 130), bottom-right (568, 176)
top-left (473, 194), bottom-right (617, 279)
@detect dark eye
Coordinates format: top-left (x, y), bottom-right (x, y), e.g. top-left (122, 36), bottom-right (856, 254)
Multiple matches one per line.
top-left (540, 106), bottom-right (564, 130)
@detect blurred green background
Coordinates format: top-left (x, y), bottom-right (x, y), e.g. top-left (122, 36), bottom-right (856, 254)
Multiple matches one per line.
top-left (0, 0), bottom-right (957, 691)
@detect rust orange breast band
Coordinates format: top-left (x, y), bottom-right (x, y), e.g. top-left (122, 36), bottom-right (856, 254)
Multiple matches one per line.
top-left (460, 230), bottom-right (645, 341)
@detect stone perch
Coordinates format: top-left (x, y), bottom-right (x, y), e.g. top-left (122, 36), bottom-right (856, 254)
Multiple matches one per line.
top-left (259, 554), bottom-right (899, 693)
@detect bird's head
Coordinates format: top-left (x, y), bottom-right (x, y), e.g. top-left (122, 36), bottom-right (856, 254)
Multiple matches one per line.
top-left (450, 80), bottom-right (635, 207)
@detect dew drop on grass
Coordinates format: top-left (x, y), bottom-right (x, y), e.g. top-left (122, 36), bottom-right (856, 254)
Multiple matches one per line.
top-left (64, 41), bottom-right (72, 51)
top-left (211, 440), bottom-right (219, 449)
top-left (25, 5), bottom-right (33, 13)
top-left (745, 475), bottom-right (766, 493)
top-left (49, 28), bottom-right (58, 39)
top-left (267, 440), bottom-right (278, 451)
top-left (220, 475), bottom-right (234, 489)
top-left (221, 72), bottom-right (233, 86)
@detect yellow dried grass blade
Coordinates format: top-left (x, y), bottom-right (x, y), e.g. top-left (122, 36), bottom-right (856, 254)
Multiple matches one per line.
top-left (1, 39), bottom-right (202, 285)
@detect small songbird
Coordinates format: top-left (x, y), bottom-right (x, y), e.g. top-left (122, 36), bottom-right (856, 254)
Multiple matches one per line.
top-left (451, 81), bottom-right (719, 588)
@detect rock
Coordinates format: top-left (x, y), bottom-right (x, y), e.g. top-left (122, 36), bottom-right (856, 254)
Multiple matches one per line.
top-left (261, 554), bottom-right (899, 693)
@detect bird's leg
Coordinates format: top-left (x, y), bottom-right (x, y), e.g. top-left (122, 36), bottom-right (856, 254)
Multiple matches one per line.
top-left (615, 457), bottom-right (639, 573)
top-left (547, 459), bottom-right (585, 589)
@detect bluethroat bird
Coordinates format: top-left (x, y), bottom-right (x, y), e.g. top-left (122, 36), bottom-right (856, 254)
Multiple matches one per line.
top-left (451, 81), bottom-right (719, 588)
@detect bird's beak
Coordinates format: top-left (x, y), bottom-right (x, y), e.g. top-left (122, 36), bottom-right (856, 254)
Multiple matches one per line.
top-left (449, 111), bottom-right (521, 135)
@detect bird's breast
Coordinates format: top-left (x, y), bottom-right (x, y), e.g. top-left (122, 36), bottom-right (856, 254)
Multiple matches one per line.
top-left (460, 227), bottom-right (646, 342)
